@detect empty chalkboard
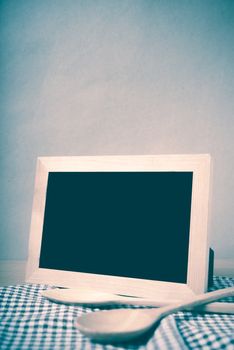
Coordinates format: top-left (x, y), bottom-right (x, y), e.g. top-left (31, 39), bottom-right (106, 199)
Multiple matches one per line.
top-left (39, 171), bottom-right (193, 283)
top-left (26, 155), bottom-right (211, 300)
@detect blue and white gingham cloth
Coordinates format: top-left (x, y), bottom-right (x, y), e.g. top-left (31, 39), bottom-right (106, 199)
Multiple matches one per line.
top-left (0, 276), bottom-right (233, 349)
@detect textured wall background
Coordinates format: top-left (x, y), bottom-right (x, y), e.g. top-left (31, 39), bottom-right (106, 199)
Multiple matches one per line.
top-left (0, 0), bottom-right (234, 261)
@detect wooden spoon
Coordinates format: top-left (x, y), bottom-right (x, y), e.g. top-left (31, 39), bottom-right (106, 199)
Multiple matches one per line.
top-left (76, 286), bottom-right (234, 343)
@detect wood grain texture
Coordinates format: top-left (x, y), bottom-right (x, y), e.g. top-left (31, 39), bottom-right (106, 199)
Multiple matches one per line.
top-left (1, 259), bottom-right (233, 286)
top-left (25, 154), bottom-right (212, 302)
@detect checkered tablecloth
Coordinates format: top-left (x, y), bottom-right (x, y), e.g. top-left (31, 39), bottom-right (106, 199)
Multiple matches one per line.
top-left (0, 276), bottom-right (233, 349)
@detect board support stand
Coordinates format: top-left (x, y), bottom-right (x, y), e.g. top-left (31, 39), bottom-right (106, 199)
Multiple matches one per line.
top-left (208, 248), bottom-right (214, 288)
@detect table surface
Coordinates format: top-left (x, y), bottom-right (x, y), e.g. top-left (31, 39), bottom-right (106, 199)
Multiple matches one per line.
top-left (0, 276), bottom-right (233, 350)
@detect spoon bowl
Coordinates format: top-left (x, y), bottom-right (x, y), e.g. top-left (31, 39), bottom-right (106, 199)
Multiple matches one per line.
top-left (76, 308), bottom-right (160, 342)
top-left (76, 286), bottom-right (234, 343)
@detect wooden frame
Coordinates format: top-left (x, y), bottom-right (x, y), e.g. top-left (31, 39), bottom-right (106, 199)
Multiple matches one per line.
top-left (26, 154), bottom-right (211, 302)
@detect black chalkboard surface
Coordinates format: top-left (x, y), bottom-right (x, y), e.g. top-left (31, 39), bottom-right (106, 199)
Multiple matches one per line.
top-left (39, 172), bottom-right (193, 283)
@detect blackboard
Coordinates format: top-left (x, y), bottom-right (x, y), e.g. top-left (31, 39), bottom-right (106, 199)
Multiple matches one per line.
top-left (39, 171), bottom-right (193, 283)
top-left (26, 155), bottom-right (211, 299)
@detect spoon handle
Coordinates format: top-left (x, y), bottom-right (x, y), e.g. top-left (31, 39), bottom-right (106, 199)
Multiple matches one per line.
top-left (158, 286), bottom-right (234, 318)
top-left (114, 297), bottom-right (181, 307)
top-left (115, 298), bottom-right (234, 314)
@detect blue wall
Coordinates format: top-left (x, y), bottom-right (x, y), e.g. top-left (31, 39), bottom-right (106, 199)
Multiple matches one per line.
top-left (0, 0), bottom-right (234, 260)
